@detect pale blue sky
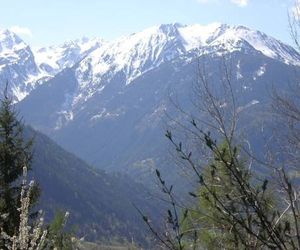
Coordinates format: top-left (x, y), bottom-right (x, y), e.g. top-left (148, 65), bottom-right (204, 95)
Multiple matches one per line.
top-left (0, 0), bottom-right (296, 47)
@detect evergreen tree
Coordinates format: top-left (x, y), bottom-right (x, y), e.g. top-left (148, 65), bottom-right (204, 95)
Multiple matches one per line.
top-left (43, 210), bottom-right (73, 250)
top-left (183, 142), bottom-right (255, 249)
top-left (0, 87), bottom-right (38, 239)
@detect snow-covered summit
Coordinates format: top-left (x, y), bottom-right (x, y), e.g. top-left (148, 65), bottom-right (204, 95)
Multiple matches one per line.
top-left (75, 22), bottom-right (300, 93)
top-left (0, 29), bottom-right (42, 101)
top-left (0, 29), bottom-right (106, 102)
top-left (34, 37), bottom-right (104, 76)
top-left (178, 22), bottom-right (228, 49)
top-left (0, 29), bottom-right (26, 53)
top-left (204, 25), bottom-right (300, 64)
top-left (177, 23), bottom-right (300, 64)
top-left (0, 29), bottom-right (30, 63)
top-left (77, 23), bottom-right (187, 86)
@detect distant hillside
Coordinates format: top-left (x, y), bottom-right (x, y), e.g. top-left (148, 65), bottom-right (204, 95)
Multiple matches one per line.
top-left (24, 126), bottom-right (159, 245)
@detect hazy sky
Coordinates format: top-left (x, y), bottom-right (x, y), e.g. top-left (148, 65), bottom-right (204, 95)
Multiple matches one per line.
top-left (0, 0), bottom-right (297, 47)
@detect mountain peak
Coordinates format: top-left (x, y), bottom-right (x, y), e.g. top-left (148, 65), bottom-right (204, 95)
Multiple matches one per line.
top-left (158, 22), bottom-right (184, 33)
top-left (34, 36), bottom-right (104, 76)
top-left (78, 22), bottom-right (188, 88)
top-left (0, 29), bottom-right (25, 52)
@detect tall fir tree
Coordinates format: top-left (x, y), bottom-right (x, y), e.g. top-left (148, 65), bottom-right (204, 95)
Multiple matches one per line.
top-left (0, 86), bottom-right (37, 239)
top-left (183, 141), bottom-right (275, 249)
top-left (183, 142), bottom-right (248, 249)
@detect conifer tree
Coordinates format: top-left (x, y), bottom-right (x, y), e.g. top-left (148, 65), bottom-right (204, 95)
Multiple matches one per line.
top-left (183, 141), bottom-right (274, 249)
top-left (0, 87), bottom-right (37, 240)
top-left (184, 142), bottom-right (245, 249)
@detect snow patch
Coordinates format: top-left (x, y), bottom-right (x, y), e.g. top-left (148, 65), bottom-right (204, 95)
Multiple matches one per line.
top-left (237, 100), bottom-right (260, 113)
top-left (256, 64), bottom-right (266, 77)
top-left (236, 60), bottom-right (243, 79)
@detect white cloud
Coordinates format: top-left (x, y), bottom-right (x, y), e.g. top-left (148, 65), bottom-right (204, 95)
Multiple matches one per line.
top-left (230, 0), bottom-right (248, 7)
top-left (10, 26), bottom-right (33, 37)
top-left (196, 0), bottom-right (249, 7)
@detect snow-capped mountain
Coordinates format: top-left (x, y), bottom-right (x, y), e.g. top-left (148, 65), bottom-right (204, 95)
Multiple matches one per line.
top-left (0, 29), bottom-right (26, 53)
top-left (0, 29), bottom-right (103, 101)
top-left (17, 23), bottom-right (300, 177)
top-left (0, 23), bottom-right (299, 103)
top-left (34, 37), bottom-right (104, 77)
top-left (0, 29), bottom-right (41, 101)
top-left (71, 23), bottom-right (300, 106)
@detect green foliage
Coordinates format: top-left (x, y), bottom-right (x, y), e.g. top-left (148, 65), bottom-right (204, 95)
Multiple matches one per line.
top-left (0, 87), bottom-right (38, 240)
top-left (183, 142), bottom-right (246, 249)
top-left (156, 128), bottom-right (282, 249)
top-left (43, 210), bottom-right (74, 250)
top-left (182, 140), bottom-right (276, 249)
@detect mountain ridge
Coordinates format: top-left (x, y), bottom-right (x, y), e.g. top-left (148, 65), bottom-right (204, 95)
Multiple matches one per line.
top-left (0, 22), bottom-right (299, 102)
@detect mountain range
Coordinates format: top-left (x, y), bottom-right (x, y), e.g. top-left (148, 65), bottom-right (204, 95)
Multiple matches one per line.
top-left (1, 23), bottom-right (299, 101)
top-left (1, 21), bottom-right (300, 184)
